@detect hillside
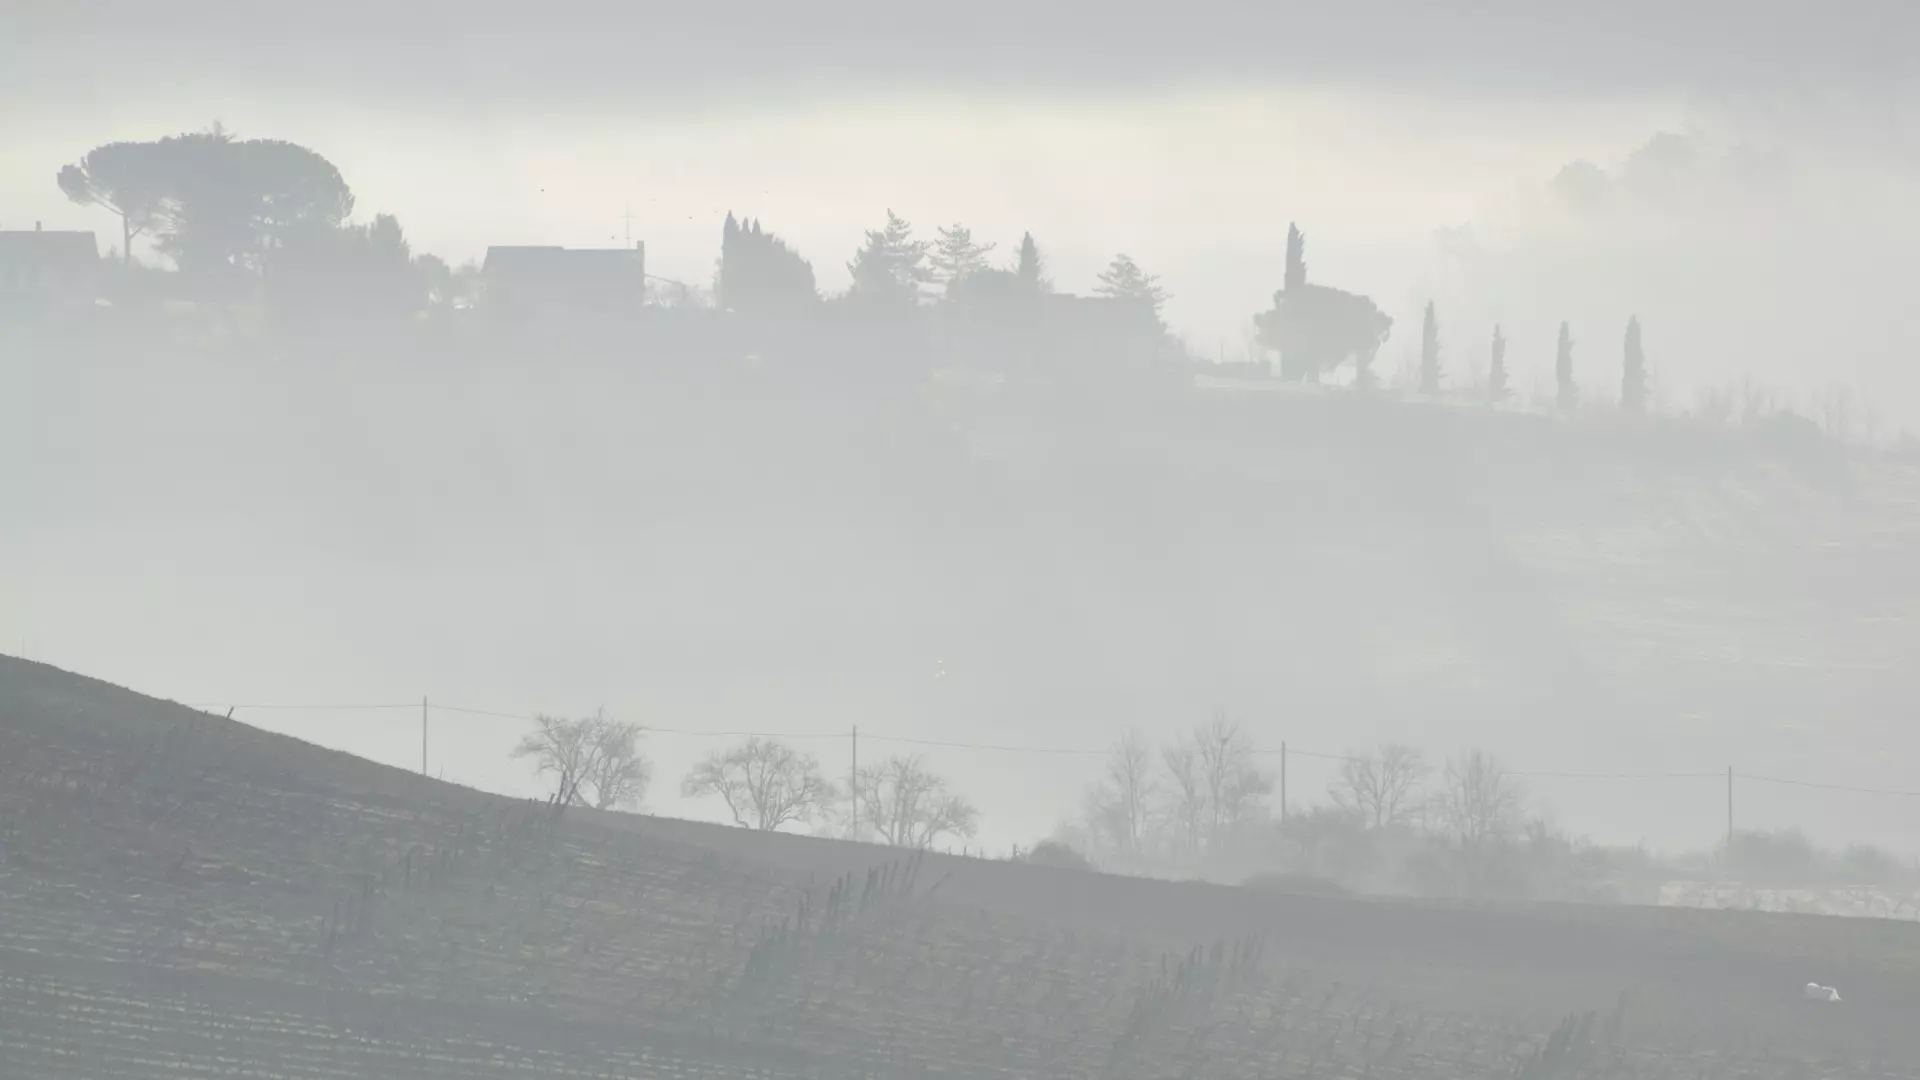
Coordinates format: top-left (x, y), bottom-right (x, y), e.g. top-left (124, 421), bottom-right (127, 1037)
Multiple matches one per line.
top-left (6, 655), bottom-right (1920, 1078)
top-left (15, 345), bottom-right (1920, 853)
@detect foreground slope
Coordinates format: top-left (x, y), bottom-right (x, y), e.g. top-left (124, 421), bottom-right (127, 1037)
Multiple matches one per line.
top-left (5, 655), bottom-right (1920, 1079)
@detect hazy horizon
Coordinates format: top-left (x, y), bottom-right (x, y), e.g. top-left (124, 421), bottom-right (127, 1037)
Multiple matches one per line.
top-left (7, 1), bottom-right (1920, 862)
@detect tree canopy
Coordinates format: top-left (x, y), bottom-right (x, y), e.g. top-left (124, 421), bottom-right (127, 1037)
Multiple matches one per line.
top-left (845, 209), bottom-right (931, 305)
top-left (56, 142), bottom-right (167, 264)
top-left (1255, 225), bottom-right (1393, 384)
top-left (1094, 254), bottom-right (1169, 315)
top-left (55, 129), bottom-right (355, 277)
top-left (929, 223), bottom-right (995, 291)
top-left (718, 213), bottom-right (818, 311)
top-left (681, 737), bottom-right (835, 831)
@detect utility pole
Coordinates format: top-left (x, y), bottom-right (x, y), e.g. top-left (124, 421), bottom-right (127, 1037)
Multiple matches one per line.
top-left (421, 696), bottom-right (429, 776)
top-left (622, 204), bottom-right (636, 247)
top-left (850, 725), bottom-right (859, 839)
top-left (1280, 741), bottom-right (1288, 823)
top-left (1726, 765), bottom-right (1734, 854)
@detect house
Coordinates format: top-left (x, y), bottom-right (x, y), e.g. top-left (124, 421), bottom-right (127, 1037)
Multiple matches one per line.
top-left (0, 224), bottom-right (100, 314)
top-left (480, 242), bottom-right (646, 319)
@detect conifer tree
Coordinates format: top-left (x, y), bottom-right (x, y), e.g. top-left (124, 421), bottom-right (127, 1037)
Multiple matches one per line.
top-left (1488, 324), bottom-right (1510, 402)
top-left (846, 209), bottom-right (931, 304)
top-left (1095, 253), bottom-right (1169, 313)
top-left (1013, 231), bottom-right (1051, 293)
top-left (1418, 301), bottom-right (1443, 395)
top-left (1283, 223), bottom-right (1307, 291)
top-left (1556, 321), bottom-right (1578, 410)
top-left (1622, 315), bottom-right (1647, 414)
top-left (929, 223), bottom-right (995, 291)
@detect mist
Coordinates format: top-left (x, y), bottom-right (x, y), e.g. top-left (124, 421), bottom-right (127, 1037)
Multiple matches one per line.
top-left (6, 2), bottom-right (1920, 859)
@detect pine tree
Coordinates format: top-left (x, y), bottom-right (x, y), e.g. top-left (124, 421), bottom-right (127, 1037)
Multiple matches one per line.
top-left (1284, 223), bottom-right (1307, 291)
top-left (1418, 301), bottom-right (1443, 395)
top-left (929, 223), bottom-right (995, 291)
top-left (1095, 253), bottom-right (1168, 314)
top-left (846, 209), bottom-right (931, 304)
top-left (1488, 325), bottom-right (1510, 402)
top-left (1013, 232), bottom-right (1051, 293)
top-left (1556, 321), bottom-right (1578, 410)
top-left (1622, 315), bottom-right (1647, 414)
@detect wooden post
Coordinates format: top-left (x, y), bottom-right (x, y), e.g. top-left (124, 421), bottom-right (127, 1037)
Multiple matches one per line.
top-left (850, 725), bottom-right (859, 838)
top-left (1280, 741), bottom-right (1288, 823)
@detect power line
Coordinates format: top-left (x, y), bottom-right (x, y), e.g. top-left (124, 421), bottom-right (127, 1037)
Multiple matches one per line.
top-left (186, 702), bottom-right (417, 710)
top-left (1513, 770), bottom-right (1723, 780)
top-left (1737, 773), bottom-right (1920, 798)
top-left (183, 698), bottom-right (1920, 797)
top-left (862, 733), bottom-right (1103, 756)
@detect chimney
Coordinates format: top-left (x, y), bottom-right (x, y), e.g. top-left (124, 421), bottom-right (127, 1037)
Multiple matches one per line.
top-left (35, 221), bottom-right (43, 232)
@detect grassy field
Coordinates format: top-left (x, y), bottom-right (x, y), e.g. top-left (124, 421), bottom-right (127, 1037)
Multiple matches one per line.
top-left (6, 654), bottom-right (1920, 1078)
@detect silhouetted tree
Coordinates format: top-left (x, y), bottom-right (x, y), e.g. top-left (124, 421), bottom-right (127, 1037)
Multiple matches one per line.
top-left (511, 710), bottom-right (650, 810)
top-left (151, 130), bottom-right (356, 277)
top-left (929, 223), bottom-right (995, 291)
top-left (846, 209), bottom-right (931, 305)
top-left (1622, 315), bottom-right (1647, 414)
top-left (56, 143), bottom-right (167, 265)
top-left (1255, 223), bottom-right (1391, 384)
top-left (266, 211), bottom-right (424, 320)
top-left (682, 737), bottom-right (835, 831)
top-left (1083, 730), bottom-right (1156, 859)
top-left (1095, 253), bottom-right (1169, 316)
top-left (718, 211), bottom-right (818, 311)
top-left (1418, 301), bottom-right (1443, 395)
top-left (1488, 325), bottom-right (1510, 402)
top-left (1436, 749), bottom-right (1524, 895)
top-left (1555, 321), bottom-right (1578, 410)
top-left (1163, 714), bottom-right (1271, 855)
top-left (1330, 744), bottom-right (1429, 830)
top-left (1283, 222), bottom-right (1307, 291)
top-left (857, 756), bottom-right (978, 848)
top-left (1013, 231), bottom-right (1051, 293)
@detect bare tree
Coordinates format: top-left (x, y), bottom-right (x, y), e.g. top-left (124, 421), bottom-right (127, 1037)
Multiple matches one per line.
top-left (1330, 743), bottom-right (1429, 830)
top-left (1084, 730), bottom-right (1157, 859)
top-left (1161, 713), bottom-right (1272, 856)
top-left (1193, 712), bottom-right (1272, 849)
top-left (1434, 749), bottom-right (1523, 893)
top-left (511, 709), bottom-right (651, 810)
top-left (858, 755), bottom-right (978, 848)
top-left (1160, 741), bottom-right (1207, 855)
top-left (682, 737), bottom-right (836, 831)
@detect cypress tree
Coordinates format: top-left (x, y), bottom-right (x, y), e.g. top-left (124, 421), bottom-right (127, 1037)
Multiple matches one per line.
top-left (1488, 325), bottom-right (1510, 402)
top-left (1622, 316), bottom-right (1647, 414)
top-left (1418, 301), bottom-right (1443, 395)
top-left (1556, 321), bottom-right (1578, 410)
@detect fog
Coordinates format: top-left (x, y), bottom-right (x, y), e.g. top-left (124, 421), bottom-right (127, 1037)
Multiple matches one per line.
top-left (6, 1), bottom-right (1920, 865)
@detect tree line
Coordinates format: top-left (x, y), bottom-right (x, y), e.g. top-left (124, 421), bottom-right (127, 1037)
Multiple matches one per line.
top-left (508, 708), bottom-right (1915, 899)
top-left (57, 126), bottom-right (1681, 417)
top-left (509, 711), bottom-right (978, 849)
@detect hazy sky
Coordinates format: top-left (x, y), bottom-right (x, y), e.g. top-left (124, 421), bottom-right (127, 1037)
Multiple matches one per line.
top-left (7, 2), bottom-right (1917, 410)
